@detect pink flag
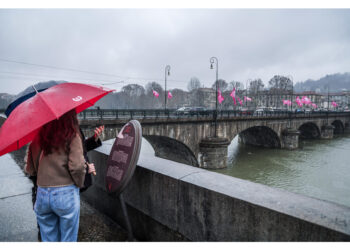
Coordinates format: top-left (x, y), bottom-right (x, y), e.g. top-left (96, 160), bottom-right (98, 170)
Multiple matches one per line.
top-left (236, 96), bottom-right (243, 106)
top-left (283, 100), bottom-right (292, 106)
top-left (295, 96), bottom-right (303, 107)
top-left (311, 103), bottom-right (317, 108)
top-left (301, 96), bottom-right (311, 105)
top-left (167, 91), bottom-right (173, 99)
top-left (331, 101), bottom-right (337, 107)
top-left (230, 88), bottom-right (236, 105)
top-left (244, 96), bottom-right (252, 102)
top-left (218, 90), bottom-right (224, 104)
top-left (230, 88), bottom-right (236, 98)
top-left (152, 90), bottom-right (159, 98)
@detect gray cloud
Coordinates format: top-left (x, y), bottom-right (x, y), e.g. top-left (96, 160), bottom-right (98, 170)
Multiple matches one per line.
top-left (0, 9), bottom-right (349, 94)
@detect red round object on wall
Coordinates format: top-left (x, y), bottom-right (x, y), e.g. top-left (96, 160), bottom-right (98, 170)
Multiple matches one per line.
top-left (105, 120), bottom-right (142, 195)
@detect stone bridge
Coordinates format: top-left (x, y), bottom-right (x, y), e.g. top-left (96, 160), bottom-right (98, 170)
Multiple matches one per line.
top-left (80, 112), bottom-right (350, 169)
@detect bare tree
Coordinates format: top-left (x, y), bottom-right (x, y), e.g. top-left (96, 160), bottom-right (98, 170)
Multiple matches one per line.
top-left (249, 79), bottom-right (264, 94)
top-left (187, 77), bottom-right (201, 91)
top-left (211, 79), bottom-right (228, 91)
top-left (268, 75), bottom-right (292, 94)
top-left (145, 81), bottom-right (164, 95)
top-left (122, 84), bottom-right (145, 97)
top-left (228, 80), bottom-right (243, 91)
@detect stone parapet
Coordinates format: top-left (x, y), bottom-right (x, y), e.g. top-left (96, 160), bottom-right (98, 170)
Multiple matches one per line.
top-left (82, 140), bottom-right (350, 241)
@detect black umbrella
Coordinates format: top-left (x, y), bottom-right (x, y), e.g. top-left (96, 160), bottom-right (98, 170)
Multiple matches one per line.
top-left (5, 80), bottom-right (67, 117)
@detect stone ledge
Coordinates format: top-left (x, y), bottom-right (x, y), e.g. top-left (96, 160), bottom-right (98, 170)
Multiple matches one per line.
top-left (84, 139), bottom-right (350, 241)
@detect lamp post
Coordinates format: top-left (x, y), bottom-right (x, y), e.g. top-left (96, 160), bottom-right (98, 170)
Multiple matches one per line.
top-left (164, 65), bottom-right (171, 111)
top-left (287, 75), bottom-right (293, 128)
top-left (326, 85), bottom-right (330, 123)
top-left (246, 79), bottom-right (251, 108)
top-left (287, 75), bottom-right (293, 112)
top-left (210, 57), bottom-right (218, 137)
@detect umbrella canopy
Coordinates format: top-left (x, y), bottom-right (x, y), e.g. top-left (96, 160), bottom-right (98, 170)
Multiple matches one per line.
top-left (5, 80), bottom-right (67, 117)
top-left (0, 82), bottom-right (113, 157)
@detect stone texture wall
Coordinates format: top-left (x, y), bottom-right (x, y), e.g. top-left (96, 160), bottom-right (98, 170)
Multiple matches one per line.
top-left (82, 143), bottom-right (350, 241)
top-left (80, 114), bottom-right (350, 168)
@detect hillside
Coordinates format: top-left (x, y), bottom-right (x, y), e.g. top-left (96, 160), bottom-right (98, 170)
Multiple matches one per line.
top-left (294, 72), bottom-right (350, 93)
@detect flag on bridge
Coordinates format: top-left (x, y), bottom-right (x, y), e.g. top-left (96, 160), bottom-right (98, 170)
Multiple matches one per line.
top-left (296, 96), bottom-right (303, 107)
top-left (301, 96), bottom-right (311, 105)
top-left (244, 96), bottom-right (252, 102)
top-left (236, 96), bottom-right (243, 106)
top-left (218, 90), bottom-right (225, 104)
top-left (230, 88), bottom-right (236, 105)
top-left (283, 100), bottom-right (292, 106)
top-left (152, 90), bottom-right (159, 98)
top-left (167, 91), bottom-right (173, 99)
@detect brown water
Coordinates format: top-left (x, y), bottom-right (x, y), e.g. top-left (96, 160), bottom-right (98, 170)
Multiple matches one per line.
top-left (213, 134), bottom-right (350, 207)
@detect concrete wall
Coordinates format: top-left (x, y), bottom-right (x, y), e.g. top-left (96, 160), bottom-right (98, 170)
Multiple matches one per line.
top-left (82, 139), bottom-right (350, 241)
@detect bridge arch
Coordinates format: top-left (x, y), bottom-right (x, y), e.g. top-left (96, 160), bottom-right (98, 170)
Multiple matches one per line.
top-left (143, 135), bottom-right (199, 167)
top-left (298, 122), bottom-right (320, 139)
top-left (331, 120), bottom-right (344, 134)
top-left (238, 126), bottom-right (281, 148)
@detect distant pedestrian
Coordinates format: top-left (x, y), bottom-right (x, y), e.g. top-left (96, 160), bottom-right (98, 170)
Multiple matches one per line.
top-left (25, 109), bottom-right (96, 242)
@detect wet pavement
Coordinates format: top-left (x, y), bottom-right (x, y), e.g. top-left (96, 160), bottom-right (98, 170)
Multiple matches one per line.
top-left (0, 150), bottom-right (129, 242)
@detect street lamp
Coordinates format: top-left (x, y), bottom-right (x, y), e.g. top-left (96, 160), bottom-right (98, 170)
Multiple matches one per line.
top-left (210, 57), bottom-right (218, 137)
top-left (246, 79), bottom-right (251, 108)
top-left (287, 75), bottom-right (293, 113)
top-left (164, 65), bottom-right (171, 110)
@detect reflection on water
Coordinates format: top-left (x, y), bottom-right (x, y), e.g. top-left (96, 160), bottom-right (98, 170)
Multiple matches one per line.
top-left (214, 134), bottom-right (350, 207)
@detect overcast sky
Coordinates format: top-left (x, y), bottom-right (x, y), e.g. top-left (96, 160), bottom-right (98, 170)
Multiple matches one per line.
top-left (0, 8), bottom-right (349, 95)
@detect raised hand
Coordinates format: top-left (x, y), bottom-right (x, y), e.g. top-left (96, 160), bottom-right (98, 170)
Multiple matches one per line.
top-left (93, 125), bottom-right (104, 141)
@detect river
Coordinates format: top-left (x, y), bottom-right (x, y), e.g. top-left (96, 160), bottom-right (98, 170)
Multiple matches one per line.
top-left (212, 134), bottom-right (350, 208)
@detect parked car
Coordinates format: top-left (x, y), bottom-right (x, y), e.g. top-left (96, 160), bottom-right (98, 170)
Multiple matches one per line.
top-left (190, 107), bottom-right (207, 112)
top-left (176, 107), bottom-right (191, 114)
top-left (254, 108), bottom-right (265, 116)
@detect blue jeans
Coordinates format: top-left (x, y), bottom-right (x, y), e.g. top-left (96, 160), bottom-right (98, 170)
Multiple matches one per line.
top-left (34, 185), bottom-right (80, 242)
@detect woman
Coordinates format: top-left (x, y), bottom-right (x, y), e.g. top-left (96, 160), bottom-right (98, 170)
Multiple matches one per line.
top-left (25, 109), bottom-right (95, 242)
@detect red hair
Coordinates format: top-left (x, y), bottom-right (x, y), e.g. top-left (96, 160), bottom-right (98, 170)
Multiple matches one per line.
top-left (39, 109), bottom-right (80, 155)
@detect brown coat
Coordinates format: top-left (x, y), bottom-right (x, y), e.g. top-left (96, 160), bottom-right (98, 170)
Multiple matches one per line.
top-left (25, 133), bottom-right (86, 188)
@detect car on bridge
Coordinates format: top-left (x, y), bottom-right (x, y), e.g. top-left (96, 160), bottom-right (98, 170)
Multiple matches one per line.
top-left (254, 108), bottom-right (265, 116)
top-left (176, 107), bottom-right (192, 115)
top-left (176, 107), bottom-right (207, 116)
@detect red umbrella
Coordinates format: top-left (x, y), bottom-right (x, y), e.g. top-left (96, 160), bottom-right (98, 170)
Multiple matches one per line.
top-left (0, 82), bottom-right (114, 157)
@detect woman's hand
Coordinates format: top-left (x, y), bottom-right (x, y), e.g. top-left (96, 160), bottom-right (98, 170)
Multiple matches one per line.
top-left (93, 125), bottom-right (104, 141)
top-left (86, 162), bottom-right (96, 176)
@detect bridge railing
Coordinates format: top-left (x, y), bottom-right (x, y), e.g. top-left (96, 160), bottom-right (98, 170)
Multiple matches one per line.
top-left (77, 108), bottom-right (350, 121)
top-left (1, 108), bottom-right (348, 121)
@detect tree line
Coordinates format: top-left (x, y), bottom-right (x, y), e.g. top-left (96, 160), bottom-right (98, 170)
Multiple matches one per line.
top-left (94, 75), bottom-right (294, 109)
